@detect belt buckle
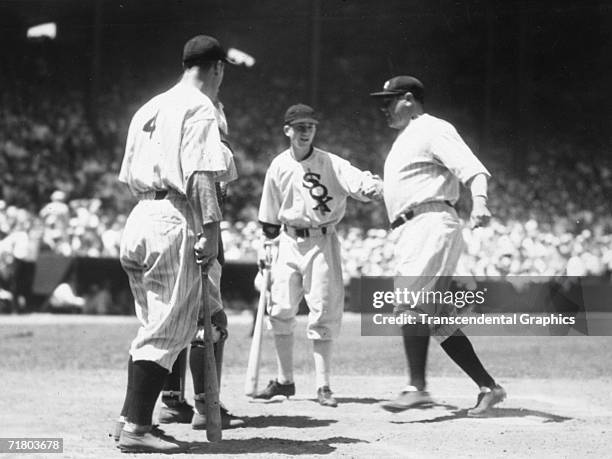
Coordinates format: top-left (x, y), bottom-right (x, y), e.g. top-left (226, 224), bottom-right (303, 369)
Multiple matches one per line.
top-left (296, 228), bottom-right (309, 237)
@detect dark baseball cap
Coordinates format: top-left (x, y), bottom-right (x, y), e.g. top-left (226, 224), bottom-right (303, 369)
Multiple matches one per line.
top-left (182, 35), bottom-right (229, 64)
top-left (284, 104), bottom-right (319, 125)
top-left (370, 75), bottom-right (425, 102)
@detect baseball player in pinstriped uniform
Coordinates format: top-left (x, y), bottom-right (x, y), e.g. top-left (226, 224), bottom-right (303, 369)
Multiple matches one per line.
top-left (157, 99), bottom-right (245, 430)
top-left (113, 35), bottom-right (233, 453)
top-left (254, 104), bottom-right (383, 406)
top-left (370, 76), bottom-right (506, 415)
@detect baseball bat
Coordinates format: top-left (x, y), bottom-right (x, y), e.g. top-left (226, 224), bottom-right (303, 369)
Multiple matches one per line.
top-left (244, 241), bottom-right (273, 397)
top-left (199, 264), bottom-right (222, 442)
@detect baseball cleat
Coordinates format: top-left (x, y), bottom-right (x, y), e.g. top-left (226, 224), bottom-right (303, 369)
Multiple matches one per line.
top-left (111, 420), bottom-right (125, 442)
top-left (192, 405), bottom-right (246, 430)
top-left (317, 386), bottom-right (338, 407)
top-left (117, 429), bottom-right (186, 453)
top-left (158, 400), bottom-right (194, 424)
top-left (253, 379), bottom-right (296, 400)
top-left (380, 390), bottom-right (434, 413)
top-left (467, 385), bottom-right (507, 417)
top-left (112, 422), bottom-right (166, 443)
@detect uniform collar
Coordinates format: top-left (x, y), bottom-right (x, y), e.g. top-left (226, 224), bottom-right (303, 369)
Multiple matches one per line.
top-left (290, 146), bottom-right (315, 162)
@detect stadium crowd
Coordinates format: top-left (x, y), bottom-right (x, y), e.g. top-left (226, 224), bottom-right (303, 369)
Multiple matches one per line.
top-left (1, 50), bottom-right (612, 313)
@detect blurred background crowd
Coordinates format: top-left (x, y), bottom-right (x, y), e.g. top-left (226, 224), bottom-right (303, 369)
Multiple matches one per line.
top-left (1, 0), bottom-right (611, 313)
top-left (2, 81), bottom-right (611, 282)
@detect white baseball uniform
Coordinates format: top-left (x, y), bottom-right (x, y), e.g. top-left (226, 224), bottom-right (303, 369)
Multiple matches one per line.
top-left (383, 113), bottom-right (490, 338)
top-left (259, 147), bottom-right (381, 339)
top-left (118, 81), bottom-right (230, 371)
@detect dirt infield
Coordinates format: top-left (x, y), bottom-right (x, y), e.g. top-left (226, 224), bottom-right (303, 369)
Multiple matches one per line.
top-left (1, 313), bottom-right (611, 458)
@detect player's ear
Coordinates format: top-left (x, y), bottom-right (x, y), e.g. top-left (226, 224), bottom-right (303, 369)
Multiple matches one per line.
top-left (402, 92), bottom-right (417, 109)
top-left (283, 124), bottom-right (292, 137)
top-left (215, 60), bottom-right (225, 75)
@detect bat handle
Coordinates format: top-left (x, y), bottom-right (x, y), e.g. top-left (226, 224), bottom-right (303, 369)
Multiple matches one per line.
top-left (263, 240), bottom-right (274, 267)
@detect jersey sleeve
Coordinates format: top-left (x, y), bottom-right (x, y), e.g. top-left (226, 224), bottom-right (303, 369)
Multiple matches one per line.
top-left (180, 107), bottom-right (229, 182)
top-left (212, 141), bottom-right (238, 184)
top-left (429, 124), bottom-right (490, 184)
top-left (258, 163), bottom-right (282, 225)
top-left (185, 171), bottom-right (222, 226)
top-left (335, 157), bottom-right (383, 202)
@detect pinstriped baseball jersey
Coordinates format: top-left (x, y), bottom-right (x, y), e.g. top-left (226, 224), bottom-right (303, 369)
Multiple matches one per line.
top-left (258, 147), bottom-right (379, 228)
top-left (383, 113), bottom-right (490, 223)
top-left (384, 113), bottom-right (489, 339)
top-left (119, 81), bottom-right (229, 196)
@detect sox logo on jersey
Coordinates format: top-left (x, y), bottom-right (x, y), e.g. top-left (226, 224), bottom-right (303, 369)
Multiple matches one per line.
top-left (302, 172), bottom-right (333, 214)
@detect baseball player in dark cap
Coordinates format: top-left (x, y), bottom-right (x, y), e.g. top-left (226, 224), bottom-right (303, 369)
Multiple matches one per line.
top-left (114, 34), bottom-right (235, 453)
top-left (371, 75), bottom-right (506, 415)
top-left (254, 103), bottom-right (383, 406)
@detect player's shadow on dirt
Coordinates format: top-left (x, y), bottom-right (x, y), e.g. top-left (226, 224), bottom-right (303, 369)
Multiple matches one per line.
top-left (183, 436), bottom-right (366, 455)
top-left (380, 402), bottom-right (459, 411)
top-left (391, 407), bottom-right (572, 424)
top-left (332, 397), bottom-right (384, 404)
top-left (242, 414), bottom-right (337, 428)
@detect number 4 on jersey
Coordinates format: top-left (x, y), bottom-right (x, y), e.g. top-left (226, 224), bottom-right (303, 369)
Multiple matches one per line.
top-left (143, 112), bottom-right (158, 138)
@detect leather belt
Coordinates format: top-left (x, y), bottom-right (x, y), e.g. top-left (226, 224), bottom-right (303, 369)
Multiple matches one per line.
top-left (283, 225), bottom-right (329, 238)
top-left (137, 189), bottom-right (183, 201)
top-left (390, 201), bottom-right (453, 230)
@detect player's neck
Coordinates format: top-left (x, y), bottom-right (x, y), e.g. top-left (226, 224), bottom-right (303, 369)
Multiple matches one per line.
top-left (408, 109), bottom-right (424, 124)
top-left (180, 73), bottom-right (218, 101)
top-left (290, 145), bottom-right (314, 161)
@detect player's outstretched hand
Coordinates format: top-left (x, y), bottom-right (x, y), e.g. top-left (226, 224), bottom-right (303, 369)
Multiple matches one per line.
top-left (469, 196), bottom-right (491, 229)
top-left (363, 173), bottom-right (384, 201)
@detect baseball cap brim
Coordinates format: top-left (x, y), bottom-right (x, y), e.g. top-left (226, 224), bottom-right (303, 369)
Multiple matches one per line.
top-left (369, 89), bottom-right (405, 97)
top-left (286, 116), bottom-right (319, 125)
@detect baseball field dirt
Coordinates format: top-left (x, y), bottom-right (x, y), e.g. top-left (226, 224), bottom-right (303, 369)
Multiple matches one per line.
top-left (1, 313), bottom-right (611, 458)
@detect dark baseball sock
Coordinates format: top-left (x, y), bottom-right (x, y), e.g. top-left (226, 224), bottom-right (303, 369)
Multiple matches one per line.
top-left (190, 343), bottom-right (206, 395)
top-left (119, 356), bottom-right (134, 418)
top-left (162, 349), bottom-right (187, 406)
top-left (440, 329), bottom-right (496, 389)
top-left (402, 322), bottom-right (430, 391)
top-left (214, 337), bottom-right (225, 386)
top-left (190, 339), bottom-right (225, 393)
top-left (126, 360), bottom-right (168, 426)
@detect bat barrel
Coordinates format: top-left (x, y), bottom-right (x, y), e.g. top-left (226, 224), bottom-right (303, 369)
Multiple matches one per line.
top-left (244, 258), bottom-right (272, 397)
top-left (200, 265), bottom-right (223, 442)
